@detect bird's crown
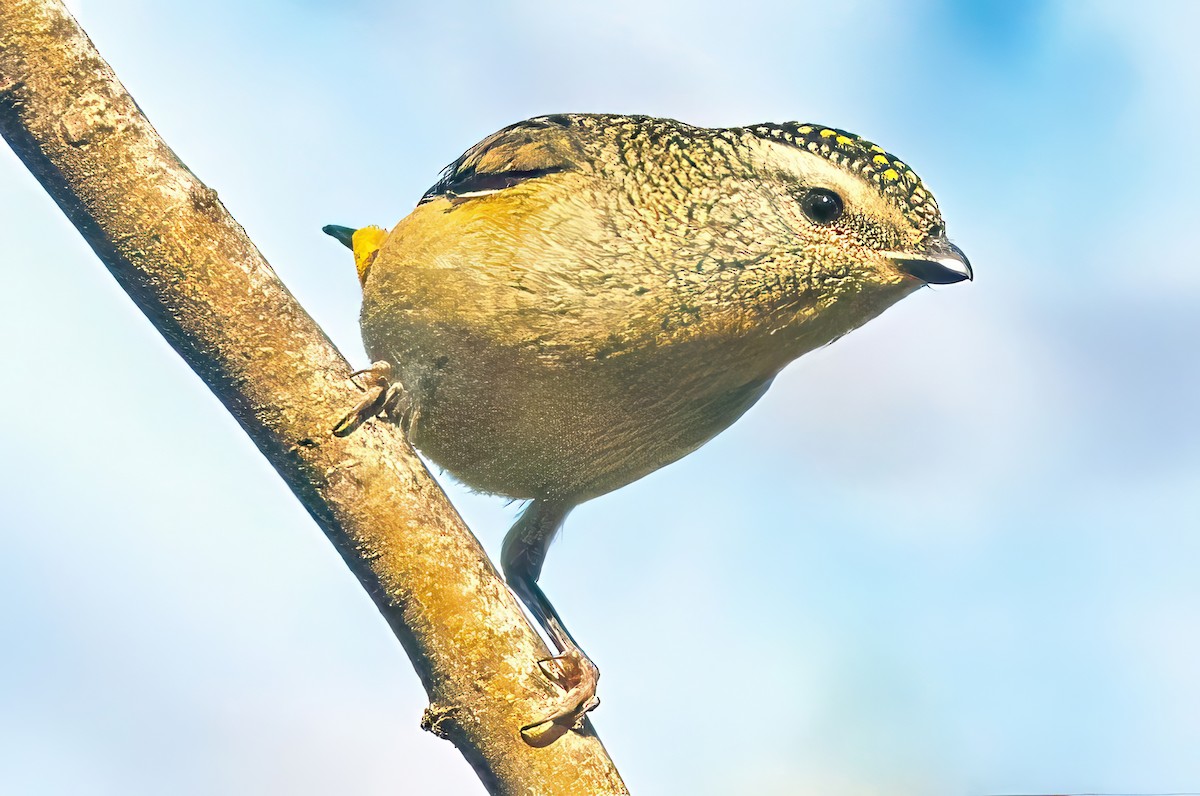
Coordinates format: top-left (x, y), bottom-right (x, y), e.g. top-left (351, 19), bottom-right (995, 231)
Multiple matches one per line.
top-left (746, 122), bottom-right (942, 233)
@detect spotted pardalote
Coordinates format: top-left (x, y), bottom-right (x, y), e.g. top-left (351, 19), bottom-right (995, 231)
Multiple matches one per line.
top-left (325, 113), bottom-right (971, 738)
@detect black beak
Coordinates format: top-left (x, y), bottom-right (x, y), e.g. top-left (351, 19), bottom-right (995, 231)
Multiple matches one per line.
top-left (887, 241), bottom-right (973, 285)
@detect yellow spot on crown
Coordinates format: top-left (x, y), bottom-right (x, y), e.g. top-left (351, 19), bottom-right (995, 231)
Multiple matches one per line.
top-left (872, 154), bottom-right (889, 165)
top-left (882, 168), bottom-right (900, 181)
top-left (835, 135), bottom-right (853, 146)
top-left (820, 129), bottom-right (837, 138)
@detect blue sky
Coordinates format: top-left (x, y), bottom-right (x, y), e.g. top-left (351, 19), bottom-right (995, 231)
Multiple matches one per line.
top-left (2, 1), bottom-right (1198, 793)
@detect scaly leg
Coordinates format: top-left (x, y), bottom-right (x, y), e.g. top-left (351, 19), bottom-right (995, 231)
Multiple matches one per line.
top-left (501, 500), bottom-right (600, 737)
top-left (333, 361), bottom-right (414, 437)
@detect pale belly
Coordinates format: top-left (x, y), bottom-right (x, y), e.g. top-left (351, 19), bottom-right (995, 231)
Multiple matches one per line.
top-left (370, 332), bottom-right (774, 503)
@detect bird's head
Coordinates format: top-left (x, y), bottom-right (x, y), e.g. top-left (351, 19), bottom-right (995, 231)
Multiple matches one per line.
top-left (579, 116), bottom-right (972, 356)
top-left (736, 122), bottom-right (970, 286)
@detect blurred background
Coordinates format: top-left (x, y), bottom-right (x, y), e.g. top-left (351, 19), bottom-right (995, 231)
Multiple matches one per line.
top-left (2, 0), bottom-right (1197, 793)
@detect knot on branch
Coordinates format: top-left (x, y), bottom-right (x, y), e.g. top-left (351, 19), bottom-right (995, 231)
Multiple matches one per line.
top-left (61, 93), bottom-right (117, 146)
top-left (190, 184), bottom-right (220, 213)
top-left (420, 702), bottom-right (464, 740)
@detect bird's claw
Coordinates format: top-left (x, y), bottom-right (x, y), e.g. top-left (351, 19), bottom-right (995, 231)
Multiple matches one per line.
top-left (333, 361), bottom-right (413, 436)
top-left (520, 647), bottom-right (600, 744)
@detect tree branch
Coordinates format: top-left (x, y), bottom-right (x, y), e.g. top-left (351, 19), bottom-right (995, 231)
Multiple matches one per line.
top-left (0, 1), bottom-right (627, 792)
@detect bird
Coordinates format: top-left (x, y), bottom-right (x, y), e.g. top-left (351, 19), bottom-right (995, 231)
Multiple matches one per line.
top-left (323, 113), bottom-right (971, 740)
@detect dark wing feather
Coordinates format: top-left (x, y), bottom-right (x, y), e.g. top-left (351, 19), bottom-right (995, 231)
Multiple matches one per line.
top-left (420, 115), bottom-right (581, 204)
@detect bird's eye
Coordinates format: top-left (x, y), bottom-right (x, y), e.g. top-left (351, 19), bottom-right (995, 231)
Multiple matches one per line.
top-left (800, 188), bottom-right (844, 224)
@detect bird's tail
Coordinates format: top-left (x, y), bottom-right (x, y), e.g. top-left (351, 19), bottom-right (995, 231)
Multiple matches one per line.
top-left (323, 224), bottom-right (388, 284)
top-left (322, 224), bottom-right (356, 248)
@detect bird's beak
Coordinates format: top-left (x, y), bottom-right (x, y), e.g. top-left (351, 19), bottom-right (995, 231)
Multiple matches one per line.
top-left (884, 240), bottom-right (973, 285)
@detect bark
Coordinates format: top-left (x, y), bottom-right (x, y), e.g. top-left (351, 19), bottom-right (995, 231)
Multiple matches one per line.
top-left (0, 1), bottom-right (628, 793)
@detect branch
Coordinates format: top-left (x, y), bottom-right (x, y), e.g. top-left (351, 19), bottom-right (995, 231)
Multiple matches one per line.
top-left (0, 1), bottom-right (627, 792)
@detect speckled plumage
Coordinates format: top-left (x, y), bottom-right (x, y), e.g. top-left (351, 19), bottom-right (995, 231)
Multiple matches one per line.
top-left (355, 113), bottom-right (958, 503)
top-left (331, 113), bottom-right (970, 734)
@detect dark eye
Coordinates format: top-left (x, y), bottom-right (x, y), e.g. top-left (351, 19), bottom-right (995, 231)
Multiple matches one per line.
top-left (800, 188), bottom-right (844, 224)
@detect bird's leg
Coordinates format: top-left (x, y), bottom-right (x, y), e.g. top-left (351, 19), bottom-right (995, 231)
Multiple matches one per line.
top-left (501, 500), bottom-right (600, 738)
top-left (333, 361), bottom-right (415, 437)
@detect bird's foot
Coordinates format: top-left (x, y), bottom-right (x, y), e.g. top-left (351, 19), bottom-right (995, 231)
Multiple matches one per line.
top-left (333, 361), bottom-right (413, 437)
top-left (519, 647), bottom-right (600, 745)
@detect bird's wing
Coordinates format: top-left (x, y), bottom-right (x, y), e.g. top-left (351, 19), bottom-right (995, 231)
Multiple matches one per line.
top-left (420, 115), bottom-right (582, 204)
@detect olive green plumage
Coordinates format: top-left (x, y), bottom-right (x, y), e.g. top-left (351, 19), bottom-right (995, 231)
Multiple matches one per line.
top-left (348, 113), bottom-right (968, 503)
top-left (328, 113), bottom-right (971, 734)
